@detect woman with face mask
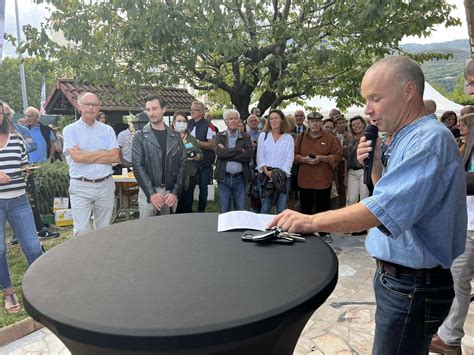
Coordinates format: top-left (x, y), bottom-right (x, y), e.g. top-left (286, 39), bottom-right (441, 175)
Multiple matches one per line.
top-left (172, 112), bottom-right (203, 213)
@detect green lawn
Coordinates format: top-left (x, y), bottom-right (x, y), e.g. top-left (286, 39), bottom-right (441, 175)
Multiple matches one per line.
top-left (1, 191), bottom-right (220, 328)
top-left (1, 227), bottom-right (73, 328)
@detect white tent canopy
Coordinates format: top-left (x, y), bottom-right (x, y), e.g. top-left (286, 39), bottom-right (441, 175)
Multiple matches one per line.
top-left (281, 82), bottom-right (463, 117)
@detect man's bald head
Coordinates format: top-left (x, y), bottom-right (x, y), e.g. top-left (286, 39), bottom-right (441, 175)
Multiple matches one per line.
top-left (461, 105), bottom-right (474, 116)
top-left (366, 56), bottom-right (425, 98)
top-left (424, 99), bottom-right (437, 114)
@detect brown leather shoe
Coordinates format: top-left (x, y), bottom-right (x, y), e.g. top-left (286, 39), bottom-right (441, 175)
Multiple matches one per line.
top-left (429, 334), bottom-right (461, 354)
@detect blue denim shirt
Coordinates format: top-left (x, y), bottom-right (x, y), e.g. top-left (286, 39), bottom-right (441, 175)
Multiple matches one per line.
top-left (362, 114), bottom-right (466, 269)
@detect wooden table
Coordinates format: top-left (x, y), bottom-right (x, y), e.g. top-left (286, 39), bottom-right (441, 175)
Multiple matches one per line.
top-left (112, 174), bottom-right (138, 222)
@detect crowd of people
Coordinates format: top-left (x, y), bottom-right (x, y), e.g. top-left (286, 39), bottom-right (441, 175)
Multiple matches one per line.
top-left (0, 55), bottom-right (472, 355)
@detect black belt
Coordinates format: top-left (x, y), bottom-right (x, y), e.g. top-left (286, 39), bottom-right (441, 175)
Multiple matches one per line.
top-left (225, 172), bottom-right (243, 177)
top-left (375, 259), bottom-right (446, 277)
top-left (72, 175), bottom-right (112, 183)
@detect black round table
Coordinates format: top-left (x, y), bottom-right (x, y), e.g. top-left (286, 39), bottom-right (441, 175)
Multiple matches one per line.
top-left (23, 213), bottom-right (338, 355)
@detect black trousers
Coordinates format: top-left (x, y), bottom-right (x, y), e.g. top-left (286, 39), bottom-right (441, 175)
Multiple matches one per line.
top-left (176, 175), bottom-right (198, 214)
top-left (299, 186), bottom-right (331, 236)
top-left (26, 174), bottom-right (44, 232)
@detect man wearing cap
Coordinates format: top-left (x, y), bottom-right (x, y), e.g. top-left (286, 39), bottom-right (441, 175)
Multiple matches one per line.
top-left (270, 56), bottom-right (466, 354)
top-left (294, 112), bottom-right (341, 242)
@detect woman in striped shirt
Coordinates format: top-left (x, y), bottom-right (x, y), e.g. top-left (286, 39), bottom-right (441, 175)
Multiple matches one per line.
top-left (0, 102), bottom-right (43, 313)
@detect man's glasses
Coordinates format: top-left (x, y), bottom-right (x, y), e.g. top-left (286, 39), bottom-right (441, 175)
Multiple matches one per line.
top-left (81, 103), bottom-right (99, 108)
top-left (191, 109), bottom-right (202, 112)
top-left (465, 81), bottom-right (474, 88)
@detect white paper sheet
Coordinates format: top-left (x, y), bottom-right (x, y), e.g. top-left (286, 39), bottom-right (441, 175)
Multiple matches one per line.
top-left (217, 211), bottom-right (275, 232)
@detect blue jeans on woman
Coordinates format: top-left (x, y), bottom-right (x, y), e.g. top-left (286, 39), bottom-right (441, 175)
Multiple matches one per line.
top-left (260, 175), bottom-right (291, 214)
top-left (218, 173), bottom-right (246, 213)
top-left (0, 194), bottom-right (43, 290)
top-left (372, 264), bottom-right (454, 354)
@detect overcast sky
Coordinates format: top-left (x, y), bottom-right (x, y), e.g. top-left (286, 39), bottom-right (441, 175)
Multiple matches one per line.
top-left (1, 0), bottom-right (470, 58)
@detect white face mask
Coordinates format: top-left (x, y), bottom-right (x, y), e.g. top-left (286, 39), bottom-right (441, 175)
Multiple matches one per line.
top-left (174, 121), bottom-right (187, 133)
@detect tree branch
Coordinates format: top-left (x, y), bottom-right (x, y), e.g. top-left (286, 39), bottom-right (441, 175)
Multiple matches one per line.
top-left (282, 0), bottom-right (291, 20)
top-left (272, 0), bottom-right (279, 21)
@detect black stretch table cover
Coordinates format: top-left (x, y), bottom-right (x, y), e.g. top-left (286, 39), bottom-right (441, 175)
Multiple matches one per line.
top-left (23, 213), bottom-right (338, 353)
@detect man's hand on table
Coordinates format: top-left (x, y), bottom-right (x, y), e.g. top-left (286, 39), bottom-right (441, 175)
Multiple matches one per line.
top-left (267, 209), bottom-right (316, 234)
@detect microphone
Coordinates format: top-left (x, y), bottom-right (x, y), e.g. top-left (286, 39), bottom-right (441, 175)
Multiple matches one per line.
top-left (363, 124), bottom-right (379, 186)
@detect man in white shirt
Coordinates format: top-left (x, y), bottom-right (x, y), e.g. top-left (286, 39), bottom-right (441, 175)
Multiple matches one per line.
top-left (117, 127), bottom-right (133, 167)
top-left (63, 92), bottom-right (120, 236)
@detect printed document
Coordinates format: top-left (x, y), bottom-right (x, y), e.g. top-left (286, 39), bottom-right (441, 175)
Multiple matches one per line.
top-left (218, 211), bottom-right (275, 232)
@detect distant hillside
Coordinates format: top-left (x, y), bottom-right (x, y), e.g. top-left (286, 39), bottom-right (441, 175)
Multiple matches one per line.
top-left (401, 39), bottom-right (470, 93)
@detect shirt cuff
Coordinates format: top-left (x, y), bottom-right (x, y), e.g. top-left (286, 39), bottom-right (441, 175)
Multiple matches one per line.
top-left (361, 197), bottom-right (401, 239)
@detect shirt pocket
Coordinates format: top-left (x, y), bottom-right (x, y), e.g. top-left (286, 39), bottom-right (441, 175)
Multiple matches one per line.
top-left (95, 134), bottom-right (111, 150)
top-left (319, 141), bottom-right (331, 155)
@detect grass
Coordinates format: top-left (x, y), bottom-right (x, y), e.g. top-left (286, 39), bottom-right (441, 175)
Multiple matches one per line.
top-left (1, 187), bottom-right (220, 329)
top-left (1, 226), bottom-right (73, 328)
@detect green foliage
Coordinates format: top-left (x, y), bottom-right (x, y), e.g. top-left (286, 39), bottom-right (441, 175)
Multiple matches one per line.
top-left (210, 109), bottom-right (224, 121)
top-left (0, 57), bottom-right (56, 113)
top-left (56, 115), bottom-right (76, 131)
top-left (24, 0), bottom-right (460, 117)
top-left (206, 88), bottom-right (232, 108)
top-left (32, 161), bottom-right (70, 215)
top-left (402, 39), bottom-right (470, 94)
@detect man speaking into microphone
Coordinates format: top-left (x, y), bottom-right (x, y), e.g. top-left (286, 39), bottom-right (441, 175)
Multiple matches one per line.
top-left (269, 56), bottom-right (466, 354)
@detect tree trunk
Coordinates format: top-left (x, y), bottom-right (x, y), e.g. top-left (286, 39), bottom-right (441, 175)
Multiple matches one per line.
top-left (230, 88), bottom-right (252, 121)
top-left (257, 90), bottom-right (278, 116)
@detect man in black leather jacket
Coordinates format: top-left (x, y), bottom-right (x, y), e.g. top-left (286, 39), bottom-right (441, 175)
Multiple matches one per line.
top-left (132, 95), bottom-right (187, 217)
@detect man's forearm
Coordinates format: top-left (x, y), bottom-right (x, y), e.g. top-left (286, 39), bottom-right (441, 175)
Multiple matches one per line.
top-left (311, 203), bottom-right (381, 233)
top-left (71, 149), bottom-right (119, 164)
top-left (199, 140), bottom-right (215, 150)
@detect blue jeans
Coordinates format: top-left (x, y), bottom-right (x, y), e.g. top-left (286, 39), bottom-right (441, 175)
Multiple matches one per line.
top-left (197, 165), bottom-right (213, 212)
top-left (372, 265), bottom-right (454, 355)
top-left (218, 173), bottom-right (246, 213)
top-left (260, 176), bottom-right (291, 214)
top-left (0, 194), bottom-right (43, 290)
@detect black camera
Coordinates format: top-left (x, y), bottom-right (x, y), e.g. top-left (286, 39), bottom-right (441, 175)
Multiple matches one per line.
top-left (187, 151), bottom-right (197, 158)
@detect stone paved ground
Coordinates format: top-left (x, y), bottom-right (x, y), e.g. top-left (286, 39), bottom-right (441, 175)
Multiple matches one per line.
top-left (1, 233), bottom-right (472, 355)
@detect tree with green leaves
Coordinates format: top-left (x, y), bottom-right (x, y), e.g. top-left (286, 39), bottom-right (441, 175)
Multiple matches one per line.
top-left (23, 0), bottom-right (459, 118)
top-left (0, 57), bottom-right (55, 113)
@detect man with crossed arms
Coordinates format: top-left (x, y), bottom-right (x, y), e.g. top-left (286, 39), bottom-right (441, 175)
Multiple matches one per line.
top-left (63, 92), bottom-right (119, 237)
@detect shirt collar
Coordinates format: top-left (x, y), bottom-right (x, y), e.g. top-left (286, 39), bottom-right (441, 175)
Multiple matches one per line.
top-left (391, 114), bottom-right (435, 148)
top-left (78, 117), bottom-right (99, 128)
top-left (223, 129), bottom-right (242, 138)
